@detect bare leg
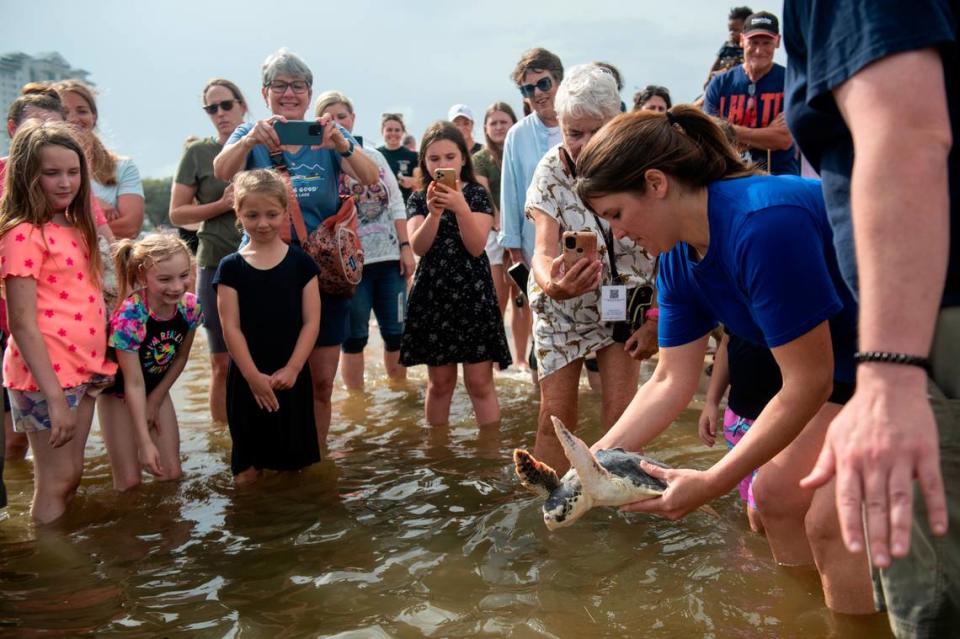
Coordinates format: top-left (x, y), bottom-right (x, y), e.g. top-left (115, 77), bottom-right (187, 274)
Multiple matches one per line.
top-left (309, 345), bottom-right (341, 448)
top-left (340, 351), bottom-right (365, 391)
top-left (27, 394), bottom-right (95, 523)
top-left (234, 466), bottom-right (260, 485)
top-left (595, 343), bottom-right (640, 428)
top-left (151, 394), bottom-right (182, 481)
top-left (4, 409), bottom-right (28, 459)
top-left (513, 303), bottom-right (532, 373)
top-left (97, 394), bottom-right (143, 491)
top-left (533, 359), bottom-right (583, 475)
top-left (209, 352), bottom-right (230, 423)
top-left (462, 361), bottom-right (499, 425)
top-left (425, 365), bottom-right (457, 426)
top-left (491, 264), bottom-right (509, 316)
top-left (383, 348), bottom-right (406, 382)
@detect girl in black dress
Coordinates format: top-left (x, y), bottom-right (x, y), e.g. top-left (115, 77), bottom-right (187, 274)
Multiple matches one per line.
top-left (400, 122), bottom-right (511, 426)
top-left (213, 170), bottom-right (321, 483)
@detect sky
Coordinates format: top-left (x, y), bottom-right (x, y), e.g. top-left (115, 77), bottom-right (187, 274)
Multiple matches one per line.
top-left (1, 0), bottom-right (787, 178)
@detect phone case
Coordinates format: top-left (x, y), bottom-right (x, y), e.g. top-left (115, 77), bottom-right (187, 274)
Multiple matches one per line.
top-left (434, 169), bottom-right (457, 190)
top-left (274, 120), bottom-right (325, 146)
top-left (562, 231), bottom-right (598, 269)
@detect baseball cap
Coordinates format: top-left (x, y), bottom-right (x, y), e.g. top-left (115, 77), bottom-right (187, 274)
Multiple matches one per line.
top-left (743, 11), bottom-right (779, 38)
top-left (447, 104), bottom-right (475, 123)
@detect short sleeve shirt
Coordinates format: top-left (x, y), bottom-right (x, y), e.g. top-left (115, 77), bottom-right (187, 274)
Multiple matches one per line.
top-left (377, 146), bottom-right (419, 204)
top-left (228, 122), bottom-right (357, 234)
top-left (174, 137), bottom-right (241, 268)
top-left (784, 0), bottom-right (959, 306)
top-left (92, 157), bottom-right (144, 207)
top-left (1, 222), bottom-right (117, 390)
top-left (704, 64), bottom-right (800, 175)
top-left (657, 175), bottom-right (858, 382)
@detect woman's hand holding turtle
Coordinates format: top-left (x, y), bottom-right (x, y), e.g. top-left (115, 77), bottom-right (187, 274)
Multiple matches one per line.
top-left (243, 116), bottom-right (285, 154)
top-left (546, 255), bottom-right (602, 300)
top-left (620, 463), bottom-right (718, 520)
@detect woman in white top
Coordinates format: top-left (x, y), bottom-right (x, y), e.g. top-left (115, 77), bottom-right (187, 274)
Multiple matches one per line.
top-left (526, 64), bottom-right (658, 472)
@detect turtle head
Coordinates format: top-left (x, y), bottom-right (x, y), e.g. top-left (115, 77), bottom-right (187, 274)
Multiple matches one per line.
top-left (543, 486), bottom-right (589, 530)
top-left (513, 449), bottom-right (560, 498)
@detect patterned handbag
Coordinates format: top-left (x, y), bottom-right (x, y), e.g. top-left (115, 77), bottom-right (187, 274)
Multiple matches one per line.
top-left (271, 155), bottom-right (364, 297)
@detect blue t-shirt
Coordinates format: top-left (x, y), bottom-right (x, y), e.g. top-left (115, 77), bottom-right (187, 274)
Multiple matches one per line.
top-left (705, 64), bottom-right (800, 176)
top-left (657, 175), bottom-right (859, 382)
top-left (227, 122), bottom-right (358, 234)
top-left (784, 0), bottom-right (959, 307)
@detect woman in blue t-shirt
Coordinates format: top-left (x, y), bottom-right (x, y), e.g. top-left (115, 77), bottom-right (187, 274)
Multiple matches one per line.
top-left (574, 106), bottom-right (873, 614)
top-left (213, 48), bottom-right (379, 449)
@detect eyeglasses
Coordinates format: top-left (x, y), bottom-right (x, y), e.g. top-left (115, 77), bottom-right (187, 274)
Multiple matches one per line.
top-left (202, 99), bottom-right (239, 115)
top-left (265, 80), bottom-right (310, 94)
top-left (519, 77), bottom-right (553, 99)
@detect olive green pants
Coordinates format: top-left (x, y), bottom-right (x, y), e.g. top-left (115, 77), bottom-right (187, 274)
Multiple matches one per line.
top-left (875, 307), bottom-right (960, 638)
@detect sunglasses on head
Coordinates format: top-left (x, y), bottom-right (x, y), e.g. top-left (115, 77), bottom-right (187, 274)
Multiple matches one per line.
top-left (519, 77), bottom-right (553, 99)
top-left (203, 99), bottom-right (239, 114)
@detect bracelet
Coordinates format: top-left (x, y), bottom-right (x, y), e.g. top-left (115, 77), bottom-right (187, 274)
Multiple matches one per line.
top-left (854, 351), bottom-right (931, 371)
top-left (338, 138), bottom-right (355, 157)
top-left (399, 241), bottom-right (411, 249)
top-left (644, 307), bottom-right (660, 321)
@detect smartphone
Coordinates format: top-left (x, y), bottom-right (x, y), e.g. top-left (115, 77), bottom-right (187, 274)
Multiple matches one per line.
top-left (434, 168), bottom-right (457, 190)
top-left (562, 231), bottom-right (598, 269)
top-left (274, 120), bottom-right (325, 146)
top-left (507, 261), bottom-right (530, 294)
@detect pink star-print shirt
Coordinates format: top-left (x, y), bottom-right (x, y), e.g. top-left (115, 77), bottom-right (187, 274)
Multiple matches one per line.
top-left (1, 222), bottom-right (117, 391)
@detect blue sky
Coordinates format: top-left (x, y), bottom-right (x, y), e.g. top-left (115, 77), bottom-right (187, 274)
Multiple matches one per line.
top-left (1, 0), bottom-right (787, 178)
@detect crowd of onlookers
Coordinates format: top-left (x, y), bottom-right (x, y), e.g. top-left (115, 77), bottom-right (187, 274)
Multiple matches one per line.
top-left (0, 4), bottom-right (957, 637)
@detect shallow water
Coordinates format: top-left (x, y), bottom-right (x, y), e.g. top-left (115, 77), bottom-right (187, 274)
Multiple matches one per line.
top-left (0, 332), bottom-right (892, 638)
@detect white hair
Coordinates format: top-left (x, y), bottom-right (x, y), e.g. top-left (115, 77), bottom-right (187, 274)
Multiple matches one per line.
top-left (554, 63), bottom-right (622, 122)
top-left (261, 47), bottom-right (313, 87)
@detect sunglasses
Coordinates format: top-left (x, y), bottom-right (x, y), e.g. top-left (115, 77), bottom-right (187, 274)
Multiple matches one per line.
top-left (266, 80), bottom-right (310, 94)
top-left (202, 99), bottom-right (239, 115)
top-left (519, 77), bottom-right (553, 99)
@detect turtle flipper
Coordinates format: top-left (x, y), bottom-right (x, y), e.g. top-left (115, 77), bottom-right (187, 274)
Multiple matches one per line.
top-left (513, 449), bottom-right (561, 498)
top-left (551, 417), bottom-right (613, 495)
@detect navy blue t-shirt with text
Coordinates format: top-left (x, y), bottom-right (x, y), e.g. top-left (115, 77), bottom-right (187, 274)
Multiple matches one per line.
top-left (657, 175), bottom-right (858, 382)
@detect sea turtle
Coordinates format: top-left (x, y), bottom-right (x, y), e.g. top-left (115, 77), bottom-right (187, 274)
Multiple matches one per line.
top-left (514, 416), bottom-right (670, 530)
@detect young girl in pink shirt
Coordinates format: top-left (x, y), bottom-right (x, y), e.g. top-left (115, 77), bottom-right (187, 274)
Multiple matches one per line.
top-left (0, 121), bottom-right (117, 523)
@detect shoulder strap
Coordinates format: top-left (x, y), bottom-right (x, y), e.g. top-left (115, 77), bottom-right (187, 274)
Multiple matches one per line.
top-left (269, 152), bottom-right (307, 243)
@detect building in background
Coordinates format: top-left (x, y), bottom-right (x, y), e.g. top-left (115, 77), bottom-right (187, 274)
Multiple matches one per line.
top-left (0, 51), bottom-right (90, 155)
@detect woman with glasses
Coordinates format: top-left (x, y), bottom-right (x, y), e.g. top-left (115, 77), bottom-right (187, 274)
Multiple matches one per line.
top-left (378, 114), bottom-right (418, 204)
top-left (213, 48), bottom-right (378, 449)
top-left (633, 85), bottom-right (672, 113)
top-left (54, 80), bottom-right (144, 240)
top-left (525, 65), bottom-right (657, 473)
top-left (499, 47), bottom-right (565, 380)
top-left (169, 78), bottom-right (248, 424)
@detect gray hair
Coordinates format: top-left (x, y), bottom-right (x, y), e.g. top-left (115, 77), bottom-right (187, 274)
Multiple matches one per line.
top-left (261, 48), bottom-right (313, 87)
top-left (555, 63), bottom-right (621, 122)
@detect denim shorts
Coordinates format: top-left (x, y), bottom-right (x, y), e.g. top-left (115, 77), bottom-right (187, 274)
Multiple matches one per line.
top-left (8, 374), bottom-right (113, 433)
top-left (342, 261), bottom-right (406, 353)
top-left (197, 266), bottom-right (227, 354)
top-left (874, 307), bottom-right (960, 637)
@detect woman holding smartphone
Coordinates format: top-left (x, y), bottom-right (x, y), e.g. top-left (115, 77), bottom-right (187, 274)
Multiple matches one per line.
top-left (169, 78), bottom-right (248, 423)
top-left (526, 64), bottom-right (658, 473)
top-left (213, 48), bottom-right (378, 449)
top-left (574, 107), bottom-right (872, 613)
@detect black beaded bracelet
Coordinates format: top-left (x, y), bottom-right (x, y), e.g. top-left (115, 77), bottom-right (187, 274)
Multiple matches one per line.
top-left (854, 351), bottom-right (931, 371)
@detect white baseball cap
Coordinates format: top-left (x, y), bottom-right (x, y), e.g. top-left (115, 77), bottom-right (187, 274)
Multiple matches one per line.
top-left (447, 104), bottom-right (475, 123)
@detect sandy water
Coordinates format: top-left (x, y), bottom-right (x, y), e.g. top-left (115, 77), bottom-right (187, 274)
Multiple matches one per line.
top-left (0, 330), bottom-right (893, 638)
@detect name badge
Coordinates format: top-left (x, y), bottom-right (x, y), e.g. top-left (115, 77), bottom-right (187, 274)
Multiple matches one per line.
top-left (600, 285), bottom-right (627, 322)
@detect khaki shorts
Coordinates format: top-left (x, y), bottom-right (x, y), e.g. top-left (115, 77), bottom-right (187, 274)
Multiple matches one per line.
top-left (874, 307), bottom-right (960, 637)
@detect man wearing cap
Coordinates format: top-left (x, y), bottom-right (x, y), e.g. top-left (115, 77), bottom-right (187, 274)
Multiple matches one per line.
top-left (448, 104), bottom-right (483, 155)
top-left (704, 10), bottom-right (798, 175)
top-left (785, 0), bottom-right (958, 634)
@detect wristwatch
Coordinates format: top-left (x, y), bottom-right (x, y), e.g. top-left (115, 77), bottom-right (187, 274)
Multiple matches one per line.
top-left (338, 138), bottom-right (355, 158)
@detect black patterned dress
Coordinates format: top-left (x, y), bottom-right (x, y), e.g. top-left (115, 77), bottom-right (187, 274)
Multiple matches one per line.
top-left (400, 182), bottom-right (512, 369)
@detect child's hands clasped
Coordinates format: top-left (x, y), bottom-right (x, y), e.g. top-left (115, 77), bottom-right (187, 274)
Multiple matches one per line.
top-left (248, 371), bottom-right (280, 412)
top-left (269, 365), bottom-right (299, 391)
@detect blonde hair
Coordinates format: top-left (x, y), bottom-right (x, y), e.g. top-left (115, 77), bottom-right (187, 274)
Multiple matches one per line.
top-left (0, 120), bottom-right (100, 281)
top-left (113, 233), bottom-right (192, 302)
top-left (233, 169), bottom-right (288, 211)
top-left (53, 79), bottom-right (118, 186)
top-left (314, 90), bottom-right (353, 118)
